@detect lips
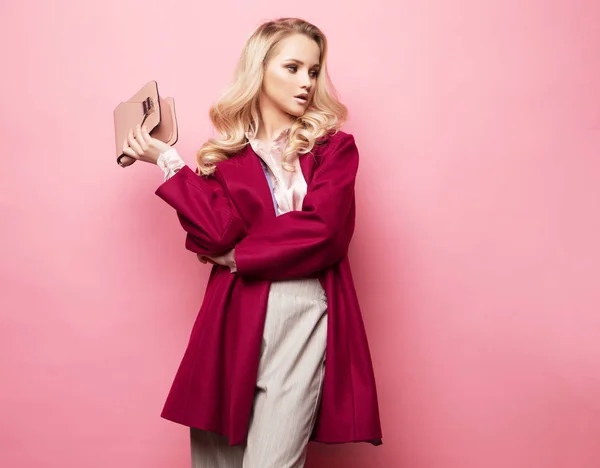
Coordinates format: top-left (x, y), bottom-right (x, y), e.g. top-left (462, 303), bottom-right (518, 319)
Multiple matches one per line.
top-left (294, 93), bottom-right (309, 104)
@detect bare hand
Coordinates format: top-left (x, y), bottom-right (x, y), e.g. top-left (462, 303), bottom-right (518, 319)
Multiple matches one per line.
top-left (197, 249), bottom-right (236, 272)
top-left (197, 254), bottom-right (217, 265)
top-left (122, 124), bottom-right (172, 164)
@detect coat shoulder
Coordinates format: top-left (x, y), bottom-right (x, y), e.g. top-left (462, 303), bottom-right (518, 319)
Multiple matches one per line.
top-left (213, 144), bottom-right (253, 173)
top-left (313, 130), bottom-right (359, 169)
top-left (317, 129), bottom-right (355, 149)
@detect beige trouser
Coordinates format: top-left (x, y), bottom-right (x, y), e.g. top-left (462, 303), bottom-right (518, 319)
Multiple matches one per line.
top-left (190, 278), bottom-right (328, 468)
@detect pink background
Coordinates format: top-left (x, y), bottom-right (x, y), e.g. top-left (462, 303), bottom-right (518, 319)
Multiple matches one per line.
top-left (1, 0), bottom-right (600, 467)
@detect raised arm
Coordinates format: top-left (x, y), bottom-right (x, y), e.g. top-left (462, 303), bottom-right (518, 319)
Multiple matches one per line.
top-left (155, 165), bottom-right (246, 257)
top-left (119, 124), bottom-right (246, 257)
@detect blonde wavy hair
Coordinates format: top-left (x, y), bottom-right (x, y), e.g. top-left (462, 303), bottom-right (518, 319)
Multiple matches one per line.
top-left (196, 17), bottom-right (348, 176)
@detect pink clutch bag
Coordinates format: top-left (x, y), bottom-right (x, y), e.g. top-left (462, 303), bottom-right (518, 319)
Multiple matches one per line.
top-left (113, 81), bottom-right (179, 167)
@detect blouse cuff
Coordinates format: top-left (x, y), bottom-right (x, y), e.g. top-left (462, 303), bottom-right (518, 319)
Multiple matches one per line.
top-left (157, 148), bottom-right (186, 181)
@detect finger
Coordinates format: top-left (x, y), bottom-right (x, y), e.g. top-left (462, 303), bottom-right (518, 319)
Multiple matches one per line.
top-left (207, 256), bottom-right (225, 266)
top-left (128, 128), bottom-right (144, 154)
top-left (135, 124), bottom-right (149, 151)
top-left (122, 146), bottom-right (139, 159)
top-left (141, 125), bottom-right (153, 145)
top-left (128, 128), bottom-right (144, 155)
top-left (143, 125), bottom-right (167, 153)
top-left (122, 140), bottom-right (139, 158)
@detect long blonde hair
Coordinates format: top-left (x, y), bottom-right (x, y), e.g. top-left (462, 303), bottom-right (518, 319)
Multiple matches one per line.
top-left (196, 18), bottom-right (348, 176)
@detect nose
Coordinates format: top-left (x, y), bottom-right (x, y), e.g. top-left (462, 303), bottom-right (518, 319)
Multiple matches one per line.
top-left (300, 71), bottom-right (312, 90)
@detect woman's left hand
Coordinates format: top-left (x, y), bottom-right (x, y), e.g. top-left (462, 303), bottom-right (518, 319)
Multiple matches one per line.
top-left (122, 124), bottom-right (172, 164)
top-left (197, 248), bottom-right (237, 272)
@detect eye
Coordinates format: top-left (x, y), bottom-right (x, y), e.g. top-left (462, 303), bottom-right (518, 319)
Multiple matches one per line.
top-left (286, 65), bottom-right (298, 73)
top-left (310, 70), bottom-right (319, 78)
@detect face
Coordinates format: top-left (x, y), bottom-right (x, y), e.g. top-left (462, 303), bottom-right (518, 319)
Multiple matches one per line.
top-left (260, 34), bottom-right (321, 119)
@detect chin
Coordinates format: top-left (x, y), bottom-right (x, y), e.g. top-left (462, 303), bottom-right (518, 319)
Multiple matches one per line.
top-left (286, 106), bottom-right (307, 118)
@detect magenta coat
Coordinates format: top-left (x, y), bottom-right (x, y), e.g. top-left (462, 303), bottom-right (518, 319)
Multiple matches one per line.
top-left (155, 130), bottom-right (382, 446)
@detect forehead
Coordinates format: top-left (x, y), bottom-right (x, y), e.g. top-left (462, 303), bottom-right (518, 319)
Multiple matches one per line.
top-left (271, 34), bottom-right (321, 65)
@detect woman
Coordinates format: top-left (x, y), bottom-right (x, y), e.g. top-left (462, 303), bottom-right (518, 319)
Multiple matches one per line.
top-left (122, 17), bottom-right (382, 468)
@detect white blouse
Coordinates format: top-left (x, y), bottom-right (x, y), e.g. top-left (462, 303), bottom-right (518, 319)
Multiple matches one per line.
top-left (157, 129), bottom-right (307, 217)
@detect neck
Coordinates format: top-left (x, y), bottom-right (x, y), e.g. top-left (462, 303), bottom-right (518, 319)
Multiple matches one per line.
top-left (257, 96), bottom-right (295, 142)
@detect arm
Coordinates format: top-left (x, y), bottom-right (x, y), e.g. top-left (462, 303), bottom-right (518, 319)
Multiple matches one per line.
top-left (155, 164), bottom-right (246, 257)
top-left (234, 132), bottom-right (359, 280)
top-left (121, 127), bottom-right (246, 257)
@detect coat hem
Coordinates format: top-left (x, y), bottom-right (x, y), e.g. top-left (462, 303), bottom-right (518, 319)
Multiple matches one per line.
top-left (161, 412), bottom-right (382, 447)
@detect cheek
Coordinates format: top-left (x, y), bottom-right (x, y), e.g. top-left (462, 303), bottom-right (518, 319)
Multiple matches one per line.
top-left (270, 69), bottom-right (292, 92)
top-left (265, 70), bottom-right (292, 102)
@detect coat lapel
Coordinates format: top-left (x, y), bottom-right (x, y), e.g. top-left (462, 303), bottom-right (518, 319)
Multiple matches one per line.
top-left (216, 144), bottom-right (278, 222)
top-left (300, 138), bottom-right (328, 186)
top-left (216, 141), bottom-right (323, 223)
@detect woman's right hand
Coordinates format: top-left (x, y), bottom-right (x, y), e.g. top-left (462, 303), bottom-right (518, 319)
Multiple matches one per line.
top-left (121, 124), bottom-right (172, 165)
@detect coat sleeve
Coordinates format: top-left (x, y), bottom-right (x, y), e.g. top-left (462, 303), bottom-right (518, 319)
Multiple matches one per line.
top-left (234, 132), bottom-right (359, 280)
top-left (154, 165), bottom-right (246, 256)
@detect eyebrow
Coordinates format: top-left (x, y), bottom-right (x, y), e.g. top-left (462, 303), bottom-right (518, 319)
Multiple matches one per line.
top-left (284, 58), bottom-right (321, 68)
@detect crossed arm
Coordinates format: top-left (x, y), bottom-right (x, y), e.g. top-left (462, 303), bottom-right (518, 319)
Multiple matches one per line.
top-left (155, 133), bottom-right (359, 281)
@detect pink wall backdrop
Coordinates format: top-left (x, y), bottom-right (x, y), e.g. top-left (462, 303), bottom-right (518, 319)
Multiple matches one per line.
top-left (1, 0), bottom-right (599, 467)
